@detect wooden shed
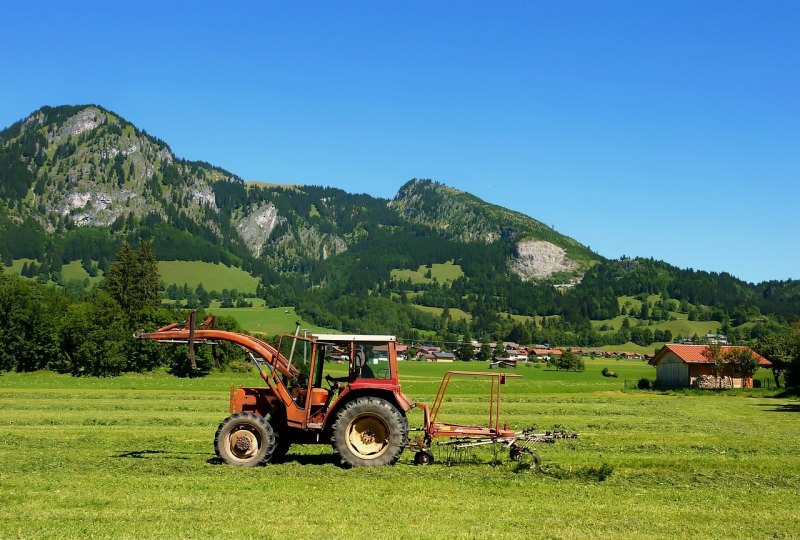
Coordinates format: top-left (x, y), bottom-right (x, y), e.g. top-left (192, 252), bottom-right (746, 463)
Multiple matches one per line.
top-left (649, 344), bottom-right (771, 389)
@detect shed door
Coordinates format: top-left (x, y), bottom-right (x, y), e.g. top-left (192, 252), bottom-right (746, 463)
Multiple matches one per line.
top-left (657, 355), bottom-right (689, 388)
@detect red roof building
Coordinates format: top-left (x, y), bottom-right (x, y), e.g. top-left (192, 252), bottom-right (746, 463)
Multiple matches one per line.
top-left (649, 344), bottom-right (770, 389)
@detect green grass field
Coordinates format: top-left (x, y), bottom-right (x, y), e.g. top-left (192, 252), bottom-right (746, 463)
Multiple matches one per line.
top-left (1, 359), bottom-right (797, 539)
top-left (411, 304), bottom-right (473, 322)
top-left (60, 260), bottom-right (105, 285)
top-left (211, 306), bottom-right (335, 335)
top-left (591, 315), bottom-right (720, 338)
top-left (158, 261), bottom-right (260, 293)
top-left (391, 261), bottom-right (464, 285)
top-left (7, 258), bottom-right (36, 274)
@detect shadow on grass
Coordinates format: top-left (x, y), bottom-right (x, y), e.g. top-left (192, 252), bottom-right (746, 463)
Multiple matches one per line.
top-left (756, 402), bottom-right (800, 413)
top-left (205, 453), bottom-right (340, 466)
top-left (115, 449), bottom-right (207, 460)
top-left (277, 453), bottom-right (340, 466)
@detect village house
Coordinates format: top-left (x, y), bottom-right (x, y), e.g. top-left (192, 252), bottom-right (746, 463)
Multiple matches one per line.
top-left (705, 333), bottom-right (730, 345)
top-left (375, 343), bottom-right (409, 360)
top-left (503, 346), bottom-right (529, 361)
top-left (433, 351), bottom-right (456, 363)
top-left (395, 344), bottom-right (409, 360)
top-left (532, 348), bottom-right (562, 361)
top-left (649, 344), bottom-right (771, 389)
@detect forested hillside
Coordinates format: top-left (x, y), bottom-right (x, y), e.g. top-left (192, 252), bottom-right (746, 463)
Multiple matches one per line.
top-left (1, 104), bottom-right (799, 350)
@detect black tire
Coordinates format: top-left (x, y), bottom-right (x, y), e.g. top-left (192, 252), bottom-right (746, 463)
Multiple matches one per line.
top-left (331, 397), bottom-right (407, 467)
top-left (214, 412), bottom-right (277, 467)
top-left (414, 449), bottom-right (434, 466)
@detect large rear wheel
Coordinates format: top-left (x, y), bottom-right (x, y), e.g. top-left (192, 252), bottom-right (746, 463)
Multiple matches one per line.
top-left (214, 412), bottom-right (277, 466)
top-left (331, 397), bottom-right (407, 467)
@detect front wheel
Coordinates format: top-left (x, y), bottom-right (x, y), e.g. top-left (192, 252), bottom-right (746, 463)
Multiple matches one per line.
top-left (214, 412), bottom-right (277, 466)
top-left (331, 397), bottom-right (407, 467)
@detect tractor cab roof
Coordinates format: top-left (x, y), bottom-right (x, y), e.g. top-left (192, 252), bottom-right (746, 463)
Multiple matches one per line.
top-left (311, 334), bottom-right (396, 344)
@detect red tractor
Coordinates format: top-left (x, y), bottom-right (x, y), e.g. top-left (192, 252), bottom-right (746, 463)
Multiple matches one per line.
top-left (138, 317), bottom-right (413, 467)
top-left (137, 315), bottom-right (573, 467)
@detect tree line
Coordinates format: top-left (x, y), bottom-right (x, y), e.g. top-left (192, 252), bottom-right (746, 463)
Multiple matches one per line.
top-left (0, 242), bottom-right (243, 378)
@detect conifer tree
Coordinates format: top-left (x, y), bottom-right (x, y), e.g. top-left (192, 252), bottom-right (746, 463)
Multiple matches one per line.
top-left (104, 242), bottom-right (135, 311)
top-left (104, 241), bottom-right (161, 315)
top-left (133, 241), bottom-right (161, 310)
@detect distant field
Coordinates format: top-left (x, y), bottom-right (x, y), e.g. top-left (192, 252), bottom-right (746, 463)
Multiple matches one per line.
top-left (7, 258), bottom-right (35, 275)
top-left (212, 306), bottom-right (335, 335)
top-left (208, 298), bottom-right (266, 309)
top-left (499, 312), bottom-right (535, 324)
top-left (592, 315), bottom-right (721, 338)
top-left (411, 304), bottom-right (472, 322)
top-left (158, 261), bottom-right (260, 293)
top-left (61, 260), bottom-right (104, 285)
top-left (8, 258), bottom-right (105, 285)
top-left (8, 259), bottom-right (259, 294)
top-left (596, 342), bottom-right (666, 355)
top-left (391, 261), bottom-right (464, 285)
top-left (0, 360), bottom-right (796, 539)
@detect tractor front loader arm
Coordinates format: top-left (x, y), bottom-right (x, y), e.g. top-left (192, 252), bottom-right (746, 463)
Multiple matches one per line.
top-left (135, 316), bottom-right (299, 381)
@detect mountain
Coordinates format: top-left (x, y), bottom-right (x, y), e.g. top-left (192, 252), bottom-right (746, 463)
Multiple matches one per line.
top-left (391, 179), bottom-right (597, 280)
top-left (1, 105), bottom-right (798, 344)
top-left (0, 104), bottom-right (597, 281)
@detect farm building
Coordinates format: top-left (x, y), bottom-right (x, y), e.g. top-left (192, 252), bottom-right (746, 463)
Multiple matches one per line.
top-left (433, 352), bottom-right (456, 363)
top-left (649, 344), bottom-right (771, 388)
top-left (532, 348), bottom-right (562, 361)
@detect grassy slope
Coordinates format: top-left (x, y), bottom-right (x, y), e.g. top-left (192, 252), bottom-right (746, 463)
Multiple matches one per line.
top-left (390, 261), bottom-right (464, 285)
top-left (158, 261), bottom-right (260, 293)
top-left (410, 304), bottom-right (473, 322)
top-left (61, 260), bottom-right (105, 285)
top-left (1, 361), bottom-right (795, 539)
top-left (591, 316), bottom-right (720, 337)
top-left (7, 259), bottom-right (257, 294)
top-left (7, 258), bottom-right (35, 274)
top-left (211, 306), bottom-right (335, 335)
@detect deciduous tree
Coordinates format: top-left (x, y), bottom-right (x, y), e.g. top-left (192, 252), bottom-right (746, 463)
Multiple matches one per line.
top-left (724, 347), bottom-right (760, 388)
top-left (702, 344), bottom-right (727, 388)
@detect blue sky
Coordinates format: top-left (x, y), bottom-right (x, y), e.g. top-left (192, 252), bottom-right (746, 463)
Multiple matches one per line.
top-left (2, 1), bottom-right (798, 283)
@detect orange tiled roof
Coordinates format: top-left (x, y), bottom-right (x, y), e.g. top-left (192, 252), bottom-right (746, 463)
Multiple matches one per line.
top-left (651, 344), bottom-right (771, 366)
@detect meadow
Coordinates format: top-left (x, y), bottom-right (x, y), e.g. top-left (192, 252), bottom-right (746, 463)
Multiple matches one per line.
top-left (211, 305), bottom-right (334, 335)
top-left (390, 261), bottom-right (464, 285)
top-left (1, 359), bottom-right (798, 539)
top-left (157, 261), bottom-right (260, 294)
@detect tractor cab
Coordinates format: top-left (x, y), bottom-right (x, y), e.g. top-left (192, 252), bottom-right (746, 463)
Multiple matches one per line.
top-left (270, 333), bottom-right (410, 430)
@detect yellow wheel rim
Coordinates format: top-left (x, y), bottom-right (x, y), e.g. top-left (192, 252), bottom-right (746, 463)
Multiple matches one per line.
top-left (229, 427), bottom-right (260, 460)
top-left (345, 414), bottom-right (390, 459)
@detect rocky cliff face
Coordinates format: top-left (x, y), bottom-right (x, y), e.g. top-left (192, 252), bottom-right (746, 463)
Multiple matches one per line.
top-left (509, 240), bottom-right (577, 280)
top-left (234, 202), bottom-right (281, 257)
